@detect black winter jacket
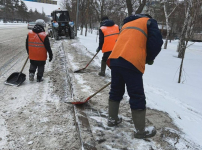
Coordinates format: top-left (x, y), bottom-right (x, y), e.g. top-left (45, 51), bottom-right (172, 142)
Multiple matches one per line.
top-left (26, 25), bottom-right (53, 66)
top-left (110, 14), bottom-right (163, 72)
top-left (98, 19), bottom-right (116, 50)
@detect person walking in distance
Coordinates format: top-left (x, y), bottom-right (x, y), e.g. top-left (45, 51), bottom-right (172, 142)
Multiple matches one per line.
top-left (107, 14), bottom-right (163, 139)
top-left (26, 19), bottom-right (53, 82)
top-left (96, 16), bottom-right (119, 76)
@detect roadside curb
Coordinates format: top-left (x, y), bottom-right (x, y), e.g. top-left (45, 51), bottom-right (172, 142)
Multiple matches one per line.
top-left (59, 41), bottom-right (97, 150)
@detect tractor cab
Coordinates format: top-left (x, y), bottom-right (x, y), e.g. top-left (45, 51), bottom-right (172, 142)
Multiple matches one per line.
top-left (50, 9), bottom-right (74, 40)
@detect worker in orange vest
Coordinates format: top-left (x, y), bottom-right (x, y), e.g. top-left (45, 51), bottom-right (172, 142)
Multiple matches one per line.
top-left (26, 19), bottom-right (53, 82)
top-left (107, 14), bottom-right (163, 139)
top-left (96, 16), bottom-right (119, 76)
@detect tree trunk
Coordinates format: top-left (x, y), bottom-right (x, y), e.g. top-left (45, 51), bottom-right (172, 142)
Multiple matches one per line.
top-left (163, 2), bottom-right (169, 49)
top-left (85, 0), bottom-right (89, 36)
top-left (75, 0), bottom-right (79, 36)
top-left (126, 0), bottom-right (132, 16)
top-left (85, 23), bottom-right (87, 36)
top-left (177, 2), bottom-right (191, 57)
top-left (80, 25), bottom-right (83, 35)
top-left (135, 0), bottom-right (146, 14)
top-left (100, 0), bottom-right (105, 21)
top-left (178, 40), bottom-right (188, 83)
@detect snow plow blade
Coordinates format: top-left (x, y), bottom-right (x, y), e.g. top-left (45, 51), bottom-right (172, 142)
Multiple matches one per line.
top-left (66, 82), bottom-right (111, 104)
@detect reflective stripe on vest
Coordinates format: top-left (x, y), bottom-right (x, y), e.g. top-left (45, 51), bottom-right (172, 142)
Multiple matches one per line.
top-left (109, 18), bottom-right (149, 73)
top-left (28, 31), bottom-right (47, 61)
top-left (100, 24), bottom-right (119, 53)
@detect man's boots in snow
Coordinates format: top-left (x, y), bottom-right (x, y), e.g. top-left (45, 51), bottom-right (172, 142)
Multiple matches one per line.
top-left (37, 75), bottom-right (43, 82)
top-left (131, 109), bottom-right (156, 139)
top-left (108, 99), bottom-right (122, 127)
top-left (29, 73), bottom-right (34, 81)
top-left (98, 60), bottom-right (106, 76)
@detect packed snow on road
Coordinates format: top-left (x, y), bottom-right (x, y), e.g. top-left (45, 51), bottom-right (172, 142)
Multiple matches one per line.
top-left (0, 24), bottom-right (202, 149)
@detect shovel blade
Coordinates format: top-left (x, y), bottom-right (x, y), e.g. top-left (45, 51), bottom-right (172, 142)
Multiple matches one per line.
top-left (66, 97), bottom-right (91, 105)
top-left (74, 68), bottom-right (85, 73)
top-left (5, 72), bottom-right (26, 86)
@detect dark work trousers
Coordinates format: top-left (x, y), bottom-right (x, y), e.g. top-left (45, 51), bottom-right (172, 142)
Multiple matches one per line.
top-left (109, 66), bottom-right (146, 110)
top-left (29, 63), bottom-right (45, 77)
top-left (102, 51), bottom-right (111, 62)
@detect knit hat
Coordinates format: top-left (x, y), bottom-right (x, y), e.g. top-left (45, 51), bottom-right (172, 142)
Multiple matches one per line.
top-left (35, 19), bottom-right (45, 27)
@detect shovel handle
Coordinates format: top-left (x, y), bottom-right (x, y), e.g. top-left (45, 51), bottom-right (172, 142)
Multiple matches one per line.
top-left (69, 82), bottom-right (111, 104)
top-left (84, 50), bottom-right (100, 69)
top-left (89, 82), bottom-right (111, 98)
top-left (20, 56), bottom-right (29, 73)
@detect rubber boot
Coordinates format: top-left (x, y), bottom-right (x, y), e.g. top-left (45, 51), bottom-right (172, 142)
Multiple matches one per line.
top-left (108, 99), bottom-right (122, 127)
top-left (29, 73), bottom-right (34, 81)
top-left (98, 60), bottom-right (106, 76)
top-left (37, 75), bottom-right (43, 82)
top-left (131, 109), bottom-right (156, 139)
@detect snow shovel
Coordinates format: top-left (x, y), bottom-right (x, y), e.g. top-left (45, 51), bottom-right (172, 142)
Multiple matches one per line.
top-left (74, 50), bottom-right (100, 73)
top-left (67, 82), bottom-right (111, 104)
top-left (5, 56), bottom-right (29, 86)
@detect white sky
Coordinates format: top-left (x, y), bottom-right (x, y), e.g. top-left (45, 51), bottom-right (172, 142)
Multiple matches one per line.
top-left (24, 0), bottom-right (62, 16)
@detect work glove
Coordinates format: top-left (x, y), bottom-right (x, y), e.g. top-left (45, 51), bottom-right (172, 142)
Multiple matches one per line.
top-left (49, 56), bottom-right (53, 62)
top-left (146, 60), bottom-right (154, 65)
top-left (96, 47), bottom-right (101, 53)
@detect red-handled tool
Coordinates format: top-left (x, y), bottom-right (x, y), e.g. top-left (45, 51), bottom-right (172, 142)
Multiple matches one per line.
top-left (67, 82), bottom-right (111, 104)
top-left (74, 50), bottom-right (100, 73)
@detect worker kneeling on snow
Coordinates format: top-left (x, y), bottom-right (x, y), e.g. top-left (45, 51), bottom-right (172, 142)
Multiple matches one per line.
top-left (107, 14), bottom-right (163, 139)
top-left (26, 19), bottom-right (53, 82)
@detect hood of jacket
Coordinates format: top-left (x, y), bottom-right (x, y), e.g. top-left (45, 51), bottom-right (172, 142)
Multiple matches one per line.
top-left (100, 19), bottom-right (115, 27)
top-left (32, 25), bottom-right (45, 33)
top-left (123, 14), bottom-right (151, 25)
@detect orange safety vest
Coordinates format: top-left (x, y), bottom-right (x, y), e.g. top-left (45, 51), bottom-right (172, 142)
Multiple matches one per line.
top-left (108, 18), bottom-right (149, 73)
top-left (100, 24), bottom-right (119, 53)
top-left (28, 31), bottom-right (47, 61)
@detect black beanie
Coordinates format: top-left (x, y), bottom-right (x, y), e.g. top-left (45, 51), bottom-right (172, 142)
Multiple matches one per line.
top-left (101, 16), bottom-right (109, 21)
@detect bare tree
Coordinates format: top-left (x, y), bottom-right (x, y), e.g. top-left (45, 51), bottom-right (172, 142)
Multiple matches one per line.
top-left (135, 0), bottom-right (147, 14)
top-left (163, 0), bottom-right (178, 49)
top-left (177, 0), bottom-right (201, 83)
top-left (126, 0), bottom-right (147, 16)
top-left (85, 0), bottom-right (89, 36)
top-left (126, 0), bottom-right (133, 16)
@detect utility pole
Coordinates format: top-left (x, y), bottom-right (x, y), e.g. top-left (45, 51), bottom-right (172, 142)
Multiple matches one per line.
top-left (75, 0), bottom-right (79, 36)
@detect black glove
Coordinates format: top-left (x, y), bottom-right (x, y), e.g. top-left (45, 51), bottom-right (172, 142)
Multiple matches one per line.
top-left (96, 47), bottom-right (101, 52)
top-left (49, 56), bottom-right (52, 62)
top-left (146, 60), bottom-right (154, 65)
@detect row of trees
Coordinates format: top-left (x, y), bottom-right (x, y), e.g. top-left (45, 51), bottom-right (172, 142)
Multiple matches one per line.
top-left (0, 0), bottom-right (49, 22)
top-left (61, 0), bottom-right (202, 83)
top-left (62, 0), bottom-right (202, 42)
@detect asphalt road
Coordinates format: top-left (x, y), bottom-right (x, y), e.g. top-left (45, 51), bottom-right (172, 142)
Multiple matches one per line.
top-left (0, 26), bottom-right (28, 76)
